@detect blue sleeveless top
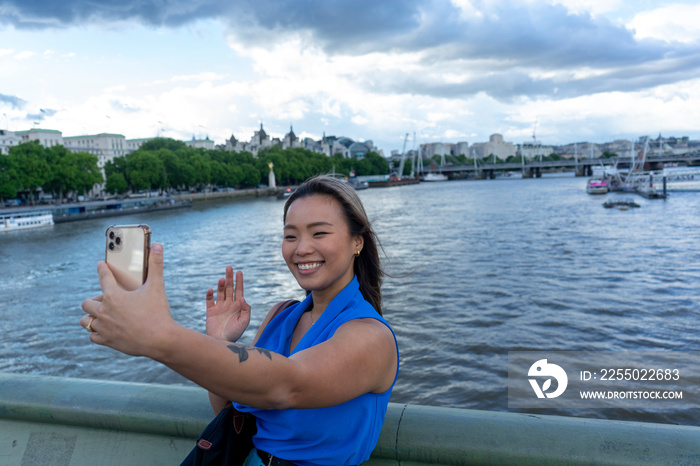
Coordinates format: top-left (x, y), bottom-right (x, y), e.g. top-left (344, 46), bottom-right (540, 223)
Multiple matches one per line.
top-left (234, 277), bottom-right (399, 466)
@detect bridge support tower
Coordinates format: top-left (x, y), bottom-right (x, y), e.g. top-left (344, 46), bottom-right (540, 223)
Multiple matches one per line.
top-left (575, 165), bottom-right (592, 177)
top-left (523, 167), bottom-right (542, 178)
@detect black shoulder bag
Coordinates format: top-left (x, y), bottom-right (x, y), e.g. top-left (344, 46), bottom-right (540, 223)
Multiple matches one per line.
top-left (180, 402), bottom-right (255, 466)
top-left (181, 299), bottom-right (300, 466)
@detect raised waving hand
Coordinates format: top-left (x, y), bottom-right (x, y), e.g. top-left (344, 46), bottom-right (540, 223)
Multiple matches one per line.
top-left (205, 266), bottom-right (251, 342)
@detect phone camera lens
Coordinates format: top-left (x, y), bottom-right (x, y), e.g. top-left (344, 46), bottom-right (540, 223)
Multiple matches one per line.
top-left (109, 231), bottom-right (115, 239)
top-left (115, 237), bottom-right (121, 245)
top-left (109, 242), bottom-right (115, 251)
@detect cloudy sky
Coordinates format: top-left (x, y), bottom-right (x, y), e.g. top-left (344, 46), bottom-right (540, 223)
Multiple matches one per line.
top-left (1, 0), bottom-right (699, 154)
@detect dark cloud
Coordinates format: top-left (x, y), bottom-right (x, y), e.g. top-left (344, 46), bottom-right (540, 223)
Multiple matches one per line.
top-left (24, 108), bottom-right (56, 121)
top-left (0, 92), bottom-right (27, 109)
top-left (2, 0), bottom-right (698, 102)
top-left (222, 1), bottom-right (686, 68)
top-left (0, 0), bottom-right (421, 37)
top-left (363, 49), bottom-right (700, 102)
top-left (222, 0), bottom-right (424, 54)
top-left (0, 0), bottom-right (224, 28)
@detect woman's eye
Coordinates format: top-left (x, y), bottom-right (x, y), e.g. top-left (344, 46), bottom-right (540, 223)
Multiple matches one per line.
top-left (313, 232), bottom-right (328, 237)
top-left (284, 235), bottom-right (296, 240)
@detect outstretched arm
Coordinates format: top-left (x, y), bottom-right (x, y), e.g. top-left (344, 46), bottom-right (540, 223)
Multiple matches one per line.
top-left (81, 244), bottom-right (397, 410)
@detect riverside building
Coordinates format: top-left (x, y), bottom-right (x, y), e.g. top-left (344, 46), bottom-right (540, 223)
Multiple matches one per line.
top-left (0, 129), bottom-right (22, 155)
top-left (470, 134), bottom-right (516, 161)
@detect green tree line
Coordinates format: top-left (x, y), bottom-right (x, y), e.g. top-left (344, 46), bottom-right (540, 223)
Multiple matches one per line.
top-left (0, 138), bottom-right (390, 205)
top-left (103, 138), bottom-right (389, 195)
top-left (0, 141), bottom-right (103, 205)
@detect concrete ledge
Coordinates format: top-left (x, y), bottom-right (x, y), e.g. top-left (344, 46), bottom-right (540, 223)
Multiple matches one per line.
top-left (169, 187), bottom-right (282, 203)
top-left (1, 373), bottom-right (699, 465)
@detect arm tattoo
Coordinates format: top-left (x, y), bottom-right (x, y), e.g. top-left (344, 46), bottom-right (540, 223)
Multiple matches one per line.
top-left (227, 344), bottom-right (248, 362)
top-left (253, 347), bottom-right (273, 360)
top-left (227, 345), bottom-right (273, 362)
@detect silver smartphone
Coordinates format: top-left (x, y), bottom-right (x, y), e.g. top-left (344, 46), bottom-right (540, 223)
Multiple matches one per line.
top-left (105, 224), bottom-right (151, 291)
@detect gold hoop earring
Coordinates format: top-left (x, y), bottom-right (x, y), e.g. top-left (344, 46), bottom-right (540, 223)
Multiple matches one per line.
top-left (355, 251), bottom-right (360, 257)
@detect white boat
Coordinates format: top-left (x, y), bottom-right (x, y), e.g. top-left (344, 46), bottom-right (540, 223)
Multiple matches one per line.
top-left (276, 187), bottom-right (294, 200)
top-left (345, 170), bottom-right (369, 190)
top-left (0, 210), bottom-right (54, 232)
top-left (422, 173), bottom-right (448, 182)
top-left (347, 178), bottom-right (369, 190)
top-left (586, 178), bottom-right (609, 194)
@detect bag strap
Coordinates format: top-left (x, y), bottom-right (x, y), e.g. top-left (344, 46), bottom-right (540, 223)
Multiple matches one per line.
top-left (270, 299), bottom-right (300, 320)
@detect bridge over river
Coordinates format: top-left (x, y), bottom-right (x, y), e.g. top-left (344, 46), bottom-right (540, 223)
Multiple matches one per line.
top-left (421, 151), bottom-right (700, 179)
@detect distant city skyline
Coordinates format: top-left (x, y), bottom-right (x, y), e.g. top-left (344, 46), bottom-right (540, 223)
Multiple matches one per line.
top-left (2, 114), bottom-right (697, 159)
top-left (1, 0), bottom-right (699, 154)
top-left (4, 124), bottom-right (695, 162)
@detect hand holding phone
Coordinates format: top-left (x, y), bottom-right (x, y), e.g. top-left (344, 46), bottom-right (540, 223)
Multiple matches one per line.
top-left (105, 225), bottom-right (151, 291)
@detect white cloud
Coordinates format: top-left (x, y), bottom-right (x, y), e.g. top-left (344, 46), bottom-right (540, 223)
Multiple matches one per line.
top-left (545, 0), bottom-right (625, 16)
top-left (320, 99), bottom-right (342, 119)
top-left (14, 51), bottom-right (36, 60)
top-left (455, 0), bottom-right (625, 19)
top-left (501, 76), bottom-right (700, 143)
top-left (172, 72), bottom-right (224, 82)
top-left (351, 115), bottom-right (369, 126)
top-left (444, 129), bottom-right (469, 139)
top-left (450, 0), bottom-right (484, 20)
top-left (629, 4), bottom-right (700, 43)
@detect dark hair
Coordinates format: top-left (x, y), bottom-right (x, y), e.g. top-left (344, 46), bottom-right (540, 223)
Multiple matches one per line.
top-left (283, 175), bottom-right (384, 315)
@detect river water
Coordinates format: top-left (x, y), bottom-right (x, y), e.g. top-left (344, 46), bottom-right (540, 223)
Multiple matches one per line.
top-left (1, 175), bottom-right (699, 426)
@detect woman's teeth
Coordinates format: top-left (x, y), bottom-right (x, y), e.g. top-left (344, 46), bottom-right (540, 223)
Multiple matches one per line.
top-left (298, 262), bottom-right (321, 270)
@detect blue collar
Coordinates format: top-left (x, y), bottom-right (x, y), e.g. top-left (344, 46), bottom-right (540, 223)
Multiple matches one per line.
top-left (280, 276), bottom-right (361, 355)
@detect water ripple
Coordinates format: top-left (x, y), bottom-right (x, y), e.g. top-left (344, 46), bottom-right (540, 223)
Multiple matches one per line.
top-left (1, 177), bottom-right (699, 425)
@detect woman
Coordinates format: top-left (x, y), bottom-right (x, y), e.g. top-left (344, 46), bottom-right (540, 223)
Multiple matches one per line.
top-left (81, 175), bottom-right (399, 466)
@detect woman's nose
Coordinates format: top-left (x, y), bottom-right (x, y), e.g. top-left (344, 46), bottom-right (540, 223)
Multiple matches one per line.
top-left (295, 237), bottom-right (314, 255)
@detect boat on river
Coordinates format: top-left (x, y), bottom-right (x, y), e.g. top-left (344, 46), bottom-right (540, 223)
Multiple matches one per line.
top-left (603, 198), bottom-right (640, 209)
top-left (277, 187), bottom-right (294, 200)
top-left (586, 178), bottom-right (609, 194)
top-left (53, 197), bottom-right (192, 222)
top-left (344, 170), bottom-right (369, 190)
top-left (0, 197), bottom-right (191, 226)
top-left (367, 174), bottom-right (420, 188)
top-left (347, 177), bottom-right (369, 190)
top-left (422, 173), bottom-right (448, 182)
top-left (0, 210), bottom-right (54, 232)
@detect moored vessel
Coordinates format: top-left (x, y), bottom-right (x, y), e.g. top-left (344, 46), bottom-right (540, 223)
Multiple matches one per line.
top-left (0, 210), bottom-right (54, 232)
top-left (586, 178), bottom-right (609, 194)
top-left (422, 172), bottom-right (448, 182)
top-left (603, 198), bottom-right (640, 209)
top-left (367, 174), bottom-right (420, 188)
top-left (277, 187), bottom-right (294, 200)
top-left (347, 178), bottom-right (369, 190)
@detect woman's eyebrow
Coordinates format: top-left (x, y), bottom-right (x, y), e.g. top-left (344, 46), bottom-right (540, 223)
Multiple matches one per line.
top-left (283, 221), bottom-right (333, 230)
top-left (308, 221), bottom-right (333, 228)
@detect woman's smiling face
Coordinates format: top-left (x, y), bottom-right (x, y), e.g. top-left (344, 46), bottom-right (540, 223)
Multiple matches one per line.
top-left (282, 194), bottom-right (363, 300)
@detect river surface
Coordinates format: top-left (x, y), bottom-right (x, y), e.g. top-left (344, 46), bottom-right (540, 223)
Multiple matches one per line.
top-left (2, 175), bottom-right (699, 426)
